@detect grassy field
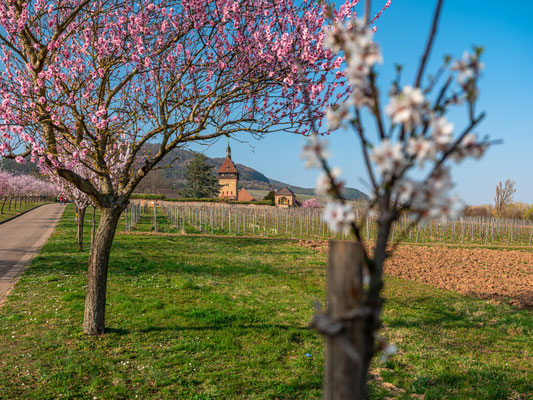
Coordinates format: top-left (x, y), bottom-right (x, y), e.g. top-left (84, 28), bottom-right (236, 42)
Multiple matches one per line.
top-left (0, 206), bottom-right (531, 399)
top-left (0, 201), bottom-right (49, 223)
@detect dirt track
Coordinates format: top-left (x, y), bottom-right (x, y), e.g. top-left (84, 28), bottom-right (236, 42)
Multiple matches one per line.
top-left (299, 240), bottom-right (533, 308)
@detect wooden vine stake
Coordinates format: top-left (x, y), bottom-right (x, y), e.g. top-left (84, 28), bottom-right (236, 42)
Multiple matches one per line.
top-left (313, 240), bottom-right (365, 399)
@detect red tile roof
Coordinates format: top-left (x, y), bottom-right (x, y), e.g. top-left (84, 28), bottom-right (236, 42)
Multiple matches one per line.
top-left (217, 156), bottom-right (238, 174)
top-left (238, 188), bottom-right (255, 202)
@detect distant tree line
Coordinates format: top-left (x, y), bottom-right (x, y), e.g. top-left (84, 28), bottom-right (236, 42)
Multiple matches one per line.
top-left (463, 179), bottom-right (533, 220)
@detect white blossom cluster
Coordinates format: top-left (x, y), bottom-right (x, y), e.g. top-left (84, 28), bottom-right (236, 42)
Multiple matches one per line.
top-left (451, 51), bottom-right (485, 84)
top-left (300, 134), bottom-right (330, 169)
top-left (394, 168), bottom-right (463, 222)
top-left (300, 135), bottom-right (353, 234)
top-left (318, 19), bottom-right (488, 224)
top-left (325, 20), bottom-right (383, 113)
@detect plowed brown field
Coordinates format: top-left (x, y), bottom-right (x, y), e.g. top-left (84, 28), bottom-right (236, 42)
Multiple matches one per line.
top-left (299, 240), bottom-right (533, 308)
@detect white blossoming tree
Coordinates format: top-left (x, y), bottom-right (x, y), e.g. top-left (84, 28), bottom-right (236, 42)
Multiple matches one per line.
top-left (302, 0), bottom-right (492, 398)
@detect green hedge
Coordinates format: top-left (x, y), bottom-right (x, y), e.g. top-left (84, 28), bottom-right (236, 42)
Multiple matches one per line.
top-left (131, 194), bottom-right (166, 200)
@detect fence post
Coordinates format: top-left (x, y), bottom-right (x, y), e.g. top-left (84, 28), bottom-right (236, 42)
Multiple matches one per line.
top-left (153, 202), bottom-right (157, 232)
top-left (320, 240), bottom-right (365, 399)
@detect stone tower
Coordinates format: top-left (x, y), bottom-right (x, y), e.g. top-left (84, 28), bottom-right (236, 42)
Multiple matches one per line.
top-left (217, 143), bottom-right (239, 199)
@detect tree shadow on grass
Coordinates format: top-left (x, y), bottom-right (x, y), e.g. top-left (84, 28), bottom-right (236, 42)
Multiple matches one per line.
top-left (384, 295), bottom-right (528, 331)
top-left (108, 256), bottom-right (285, 278)
top-left (137, 323), bottom-right (310, 334)
top-left (413, 366), bottom-right (530, 399)
top-left (104, 327), bottom-right (131, 335)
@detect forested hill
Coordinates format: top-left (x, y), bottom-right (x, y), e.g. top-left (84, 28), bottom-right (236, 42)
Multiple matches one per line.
top-left (0, 147), bottom-right (367, 201)
top-left (148, 147), bottom-right (367, 201)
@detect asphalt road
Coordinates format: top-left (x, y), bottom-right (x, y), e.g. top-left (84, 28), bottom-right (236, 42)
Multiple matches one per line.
top-left (0, 203), bottom-right (65, 307)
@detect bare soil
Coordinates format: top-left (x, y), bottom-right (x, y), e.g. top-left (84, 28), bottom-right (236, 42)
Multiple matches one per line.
top-left (298, 240), bottom-right (533, 308)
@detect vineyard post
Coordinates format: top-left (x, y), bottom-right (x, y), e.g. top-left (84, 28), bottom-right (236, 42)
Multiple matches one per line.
top-left (291, 211), bottom-right (296, 238)
top-left (153, 203), bottom-right (157, 232)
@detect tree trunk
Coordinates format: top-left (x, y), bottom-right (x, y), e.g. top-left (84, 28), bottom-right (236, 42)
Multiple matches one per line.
top-left (76, 206), bottom-right (87, 252)
top-left (323, 240), bottom-right (365, 399)
top-left (91, 206), bottom-right (96, 249)
top-left (83, 206), bottom-right (123, 335)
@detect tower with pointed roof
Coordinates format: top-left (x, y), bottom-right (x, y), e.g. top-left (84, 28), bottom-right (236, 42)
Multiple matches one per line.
top-left (217, 143), bottom-right (239, 199)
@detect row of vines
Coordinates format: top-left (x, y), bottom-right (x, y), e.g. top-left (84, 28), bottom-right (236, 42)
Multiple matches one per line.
top-left (120, 202), bottom-right (533, 247)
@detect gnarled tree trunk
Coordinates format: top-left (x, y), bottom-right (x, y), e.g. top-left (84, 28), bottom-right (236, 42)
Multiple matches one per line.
top-left (76, 206), bottom-right (87, 252)
top-left (83, 206), bottom-right (123, 335)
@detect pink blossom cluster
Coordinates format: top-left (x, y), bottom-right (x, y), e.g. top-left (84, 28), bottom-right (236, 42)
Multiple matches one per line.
top-left (0, 0), bottom-right (360, 206)
top-left (301, 198), bottom-right (322, 209)
top-left (0, 168), bottom-right (56, 200)
top-left (38, 138), bottom-right (134, 205)
top-left (44, 165), bottom-right (92, 210)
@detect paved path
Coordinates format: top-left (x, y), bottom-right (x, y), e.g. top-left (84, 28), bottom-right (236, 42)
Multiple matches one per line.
top-left (0, 204), bottom-right (65, 307)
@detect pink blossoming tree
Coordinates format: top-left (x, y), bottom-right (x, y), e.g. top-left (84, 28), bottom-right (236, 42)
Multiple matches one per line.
top-left (46, 167), bottom-right (92, 251)
top-left (0, 0), bottom-right (357, 335)
top-left (0, 168), bottom-right (55, 212)
top-left (301, 0), bottom-right (492, 397)
top-left (302, 198), bottom-right (322, 209)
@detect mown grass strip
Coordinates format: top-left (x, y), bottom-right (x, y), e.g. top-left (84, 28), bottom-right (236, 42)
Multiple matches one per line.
top-left (0, 202), bottom-right (49, 223)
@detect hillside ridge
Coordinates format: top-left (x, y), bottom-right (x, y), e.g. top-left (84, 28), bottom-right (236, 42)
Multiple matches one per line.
top-left (1, 147), bottom-right (367, 201)
top-left (155, 147), bottom-right (367, 201)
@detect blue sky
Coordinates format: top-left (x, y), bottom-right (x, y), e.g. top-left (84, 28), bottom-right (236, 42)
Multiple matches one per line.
top-left (190, 0), bottom-right (533, 205)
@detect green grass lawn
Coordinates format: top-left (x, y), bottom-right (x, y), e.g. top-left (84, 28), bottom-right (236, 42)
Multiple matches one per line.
top-left (0, 206), bottom-right (531, 399)
top-left (0, 201), bottom-right (49, 223)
